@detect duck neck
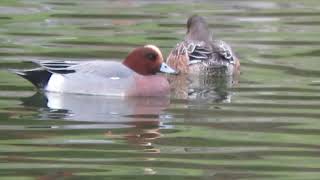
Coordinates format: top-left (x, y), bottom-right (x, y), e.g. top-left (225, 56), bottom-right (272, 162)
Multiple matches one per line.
top-left (186, 23), bottom-right (212, 42)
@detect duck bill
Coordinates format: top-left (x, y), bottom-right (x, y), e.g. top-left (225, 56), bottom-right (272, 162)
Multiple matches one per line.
top-left (159, 62), bottom-right (179, 75)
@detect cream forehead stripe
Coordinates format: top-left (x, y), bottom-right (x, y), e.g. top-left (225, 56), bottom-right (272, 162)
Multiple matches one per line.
top-left (144, 45), bottom-right (163, 60)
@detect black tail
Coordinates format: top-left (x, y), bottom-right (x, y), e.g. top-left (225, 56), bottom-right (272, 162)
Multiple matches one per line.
top-left (9, 68), bottom-right (52, 89)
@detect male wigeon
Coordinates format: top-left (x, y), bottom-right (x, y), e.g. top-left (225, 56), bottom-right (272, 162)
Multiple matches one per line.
top-left (167, 15), bottom-right (240, 77)
top-left (11, 45), bottom-right (178, 97)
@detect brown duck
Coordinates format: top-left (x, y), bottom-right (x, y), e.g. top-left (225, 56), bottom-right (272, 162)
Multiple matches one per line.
top-left (167, 15), bottom-right (240, 77)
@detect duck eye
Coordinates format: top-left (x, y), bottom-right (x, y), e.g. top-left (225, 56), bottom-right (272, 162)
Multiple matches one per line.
top-left (146, 53), bottom-right (157, 61)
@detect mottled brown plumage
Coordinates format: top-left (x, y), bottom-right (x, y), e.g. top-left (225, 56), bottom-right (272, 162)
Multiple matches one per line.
top-left (167, 15), bottom-right (240, 77)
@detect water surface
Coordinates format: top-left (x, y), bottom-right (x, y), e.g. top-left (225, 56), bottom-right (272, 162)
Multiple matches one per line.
top-left (1, 0), bottom-right (320, 179)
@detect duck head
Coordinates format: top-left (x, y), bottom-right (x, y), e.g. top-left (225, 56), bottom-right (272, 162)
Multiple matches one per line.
top-left (123, 45), bottom-right (178, 75)
top-left (186, 15), bottom-right (212, 42)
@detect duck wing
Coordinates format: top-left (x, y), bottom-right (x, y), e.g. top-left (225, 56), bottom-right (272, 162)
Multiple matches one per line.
top-left (211, 40), bottom-right (235, 65)
top-left (167, 40), bottom-right (237, 73)
top-left (187, 40), bottom-right (236, 66)
top-left (187, 42), bottom-right (212, 65)
top-left (33, 60), bottom-right (132, 78)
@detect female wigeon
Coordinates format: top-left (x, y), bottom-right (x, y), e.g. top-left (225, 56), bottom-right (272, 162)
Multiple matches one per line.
top-left (11, 45), bottom-right (178, 97)
top-left (167, 15), bottom-right (240, 77)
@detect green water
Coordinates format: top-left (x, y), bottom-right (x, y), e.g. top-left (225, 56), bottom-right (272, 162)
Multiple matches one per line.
top-left (1, 0), bottom-right (320, 179)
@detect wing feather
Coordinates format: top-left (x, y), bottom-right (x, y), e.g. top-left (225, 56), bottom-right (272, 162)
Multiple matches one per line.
top-left (33, 60), bottom-right (132, 78)
top-left (213, 40), bottom-right (235, 64)
top-left (33, 60), bottom-right (78, 74)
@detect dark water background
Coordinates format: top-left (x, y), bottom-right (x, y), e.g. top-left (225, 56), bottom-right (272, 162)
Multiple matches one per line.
top-left (0, 0), bottom-right (320, 179)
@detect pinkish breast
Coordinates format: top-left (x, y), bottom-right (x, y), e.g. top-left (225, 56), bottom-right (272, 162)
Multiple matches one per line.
top-left (127, 74), bottom-right (170, 97)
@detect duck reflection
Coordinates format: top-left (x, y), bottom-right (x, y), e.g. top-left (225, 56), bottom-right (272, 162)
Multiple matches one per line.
top-left (22, 92), bottom-right (169, 121)
top-left (168, 73), bottom-right (238, 102)
top-left (21, 92), bottom-right (168, 152)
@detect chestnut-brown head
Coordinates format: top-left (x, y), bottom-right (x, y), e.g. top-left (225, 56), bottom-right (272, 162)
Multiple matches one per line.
top-left (123, 45), bottom-right (177, 75)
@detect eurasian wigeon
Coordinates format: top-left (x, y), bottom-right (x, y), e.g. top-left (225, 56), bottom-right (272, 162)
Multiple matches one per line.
top-left (11, 45), bottom-right (178, 97)
top-left (167, 15), bottom-right (240, 77)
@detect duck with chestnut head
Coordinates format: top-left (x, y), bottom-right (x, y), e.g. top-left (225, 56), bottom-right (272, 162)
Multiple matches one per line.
top-left (10, 45), bottom-right (178, 97)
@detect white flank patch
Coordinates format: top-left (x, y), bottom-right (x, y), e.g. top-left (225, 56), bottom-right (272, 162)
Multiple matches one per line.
top-left (110, 77), bottom-right (120, 80)
top-left (46, 74), bottom-right (65, 92)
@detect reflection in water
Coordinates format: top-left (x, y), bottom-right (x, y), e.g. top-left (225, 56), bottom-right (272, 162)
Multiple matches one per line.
top-left (22, 92), bottom-right (169, 122)
top-left (2, 0), bottom-right (320, 179)
top-left (21, 92), bottom-right (166, 152)
top-left (124, 120), bottom-right (161, 153)
top-left (169, 73), bottom-right (237, 103)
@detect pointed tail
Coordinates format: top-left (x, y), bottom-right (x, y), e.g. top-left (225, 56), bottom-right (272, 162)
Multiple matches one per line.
top-left (8, 68), bottom-right (52, 89)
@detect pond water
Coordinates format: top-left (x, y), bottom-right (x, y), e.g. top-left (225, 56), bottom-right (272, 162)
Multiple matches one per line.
top-left (1, 0), bottom-right (320, 179)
